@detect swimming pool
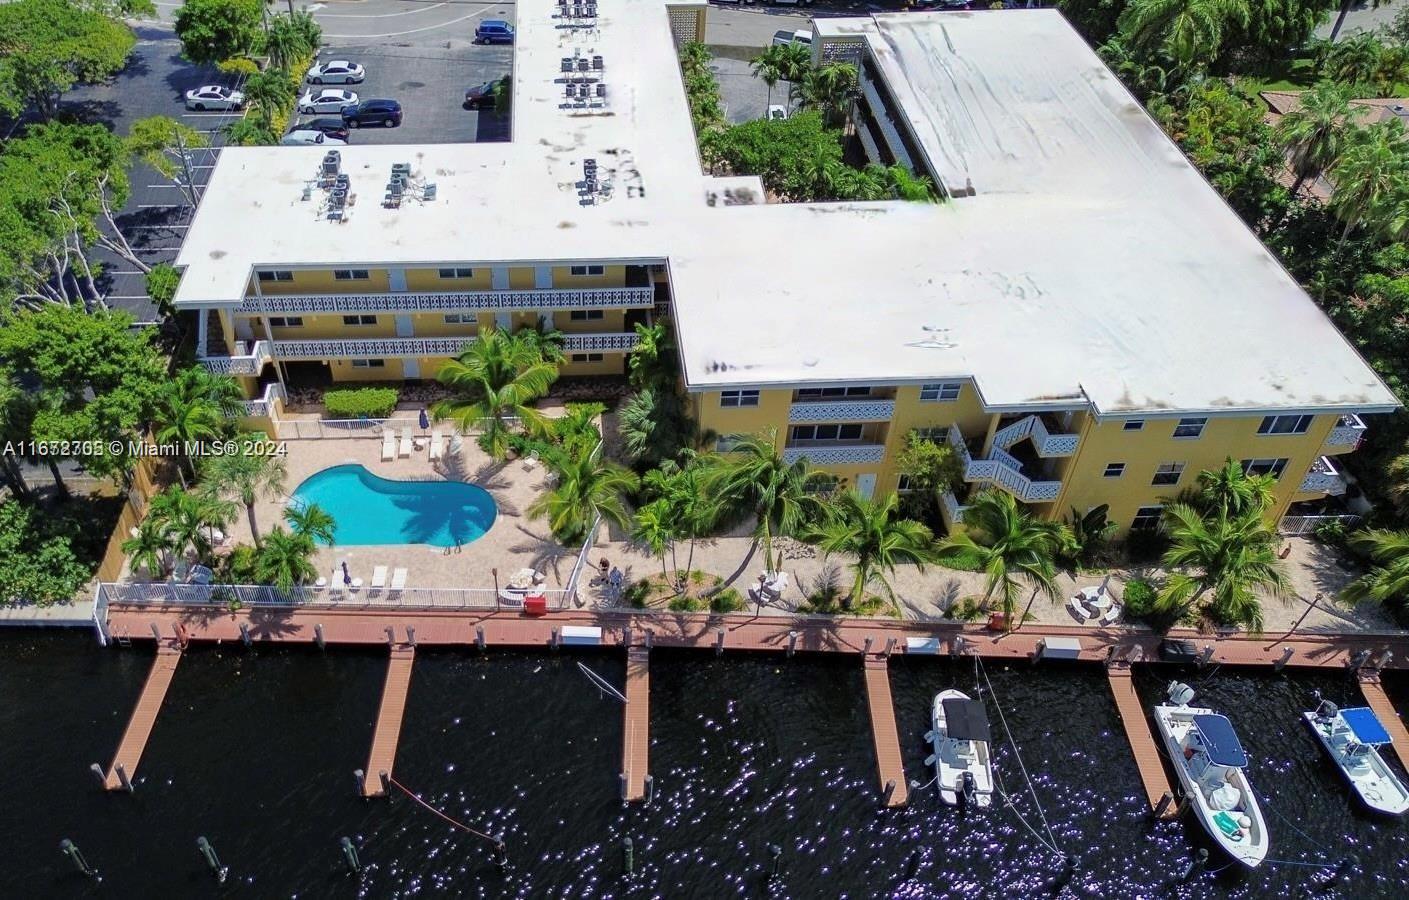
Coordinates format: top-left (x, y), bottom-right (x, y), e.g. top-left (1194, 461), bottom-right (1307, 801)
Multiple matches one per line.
top-left (289, 464), bottom-right (497, 547)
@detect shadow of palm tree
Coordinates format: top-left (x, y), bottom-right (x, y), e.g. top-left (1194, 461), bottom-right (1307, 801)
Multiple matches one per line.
top-left (507, 523), bottom-right (576, 585)
top-left (245, 607), bottom-right (303, 640)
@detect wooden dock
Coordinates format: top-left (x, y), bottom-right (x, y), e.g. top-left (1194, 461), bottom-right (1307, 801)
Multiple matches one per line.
top-left (622, 646), bottom-right (650, 801)
top-left (1357, 669), bottom-right (1409, 769)
top-left (104, 643), bottom-right (182, 790)
top-left (863, 655), bottom-right (909, 808)
top-left (363, 645), bottom-right (416, 797)
top-left (1106, 665), bottom-right (1177, 817)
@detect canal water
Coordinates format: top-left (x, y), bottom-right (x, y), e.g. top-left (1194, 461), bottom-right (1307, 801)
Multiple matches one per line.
top-left (1, 632), bottom-right (1405, 897)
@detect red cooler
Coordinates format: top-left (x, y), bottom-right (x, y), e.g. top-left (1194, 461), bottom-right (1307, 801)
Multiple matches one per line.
top-left (524, 594), bottom-right (548, 617)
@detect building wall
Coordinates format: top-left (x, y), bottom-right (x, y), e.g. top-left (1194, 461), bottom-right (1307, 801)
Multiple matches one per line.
top-left (403, 267), bottom-right (494, 291)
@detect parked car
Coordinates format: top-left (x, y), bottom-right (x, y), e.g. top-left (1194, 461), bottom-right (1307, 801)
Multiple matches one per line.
top-left (341, 98), bottom-right (403, 128)
top-left (287, 118), bottom-right (350, 142)
top-left (305, 60), bottom-right (366, 85)
top-left (298, 88), bottom-right (359, 115)
top-left (771, 29), bottom-right (813, 47)
top-left (464, 80), bottom-right (498, 110)
top-left (184, 85), bottom-right (245, 111)
top-left (770, 0), bottom-right (814, 6)
top-left (281, 129), bottom-right (348, 146)
top-left (474, 20), bottom-right (514, 44)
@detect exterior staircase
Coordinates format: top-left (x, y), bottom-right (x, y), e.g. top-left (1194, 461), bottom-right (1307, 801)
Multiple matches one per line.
top-left (201, 310), bottom-right (229, 358)
top-left (948, 424), bottom-right (1063, 504)
top-left (991, 414), bottom-right (1080, 458)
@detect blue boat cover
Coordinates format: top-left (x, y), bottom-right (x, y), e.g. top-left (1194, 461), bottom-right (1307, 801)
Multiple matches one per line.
top-left (1342, 707), bottom-right (1393, 746)
top-left (1192, 714), bottom-right (1249, 767)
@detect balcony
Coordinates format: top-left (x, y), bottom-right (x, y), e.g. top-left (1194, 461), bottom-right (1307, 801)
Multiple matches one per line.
top-left (236, 285), bottom-right (656, 315)
top-left (1299, 456), bottom-right (1348, 496)
top-left (200, 333), bottom-right (640, 370)
top-left (200, 340), bottom-right (272, 375)
top-left (782, 444), bottom-right (887, 466)
top-left (1322, 414), bottom-right (1367, 453)
top-left (992, 414), bottom-right (1080, 458)
top-left (240, 382), bottom-right (286, 417)
top-left (787, 398), bottom-right (896, 424)
top-left (949, 424), bottom-right (1064, 503)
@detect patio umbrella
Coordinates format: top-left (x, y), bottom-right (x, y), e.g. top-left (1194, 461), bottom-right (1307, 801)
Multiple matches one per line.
top-left (419, 409), bottom-right (430, 430)
top-left (342, 560), bottom-right (351, 586)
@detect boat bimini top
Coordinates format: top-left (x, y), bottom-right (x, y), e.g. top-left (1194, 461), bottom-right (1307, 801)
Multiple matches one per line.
top-left (1192, 714), bottom-right (1249, 768)
top-left (942, 698), bottom-right (992, 744)
top-left (1340, 707), bottom-right (1393, 748)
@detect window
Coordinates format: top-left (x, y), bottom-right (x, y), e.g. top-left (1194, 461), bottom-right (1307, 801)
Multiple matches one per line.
top-left (333, 269), bottom-right (370, 281)
top-left (350, 359), bottom-right (386, 368)
top-left (796, 386), bottom-right (873, 399)
top-left (571, 352), bottom-right (604, 363)
top-left (1172, 417), bottom-right (1207, 439)
top-left (919, 382), bottom-right (962, 402)
top-left (443, 313), bottom-right (474, 324)
top-left (1241, 457), bottom-right (1289, 480)
top-left (720, 390), bottom-right (759, 408)
top-left (1151, 462), bottom-right (1185, 486)
top-left (1131, 506), bottom-right (1163, 530)
top-left (790, 424), bottom-right (864, 442)
top-left (897, 474), bottom-right (915, 492)
top-left (1258, 414), bottom-right (1314, 435)
top-left (715, 434), bottom-right (745, 452)
top-left (911, 426), bottom-right (949, 443)
top-left (570, 264), bottom-right (605, 276)
top-left (342, 314), bottom-right (377, 326)
top-left (1122, 420), bottom-right (1145, 431)
top-left (257, 270), bottom-right (293, 282)
top-left (268, 316), bottom-right (304, 328)
top-left (1103, 462), bottom-right (1126, 478)
top-left (569, 309), bottom-right (605, 321)
top-left (437, 267), bottom-right (474, 279)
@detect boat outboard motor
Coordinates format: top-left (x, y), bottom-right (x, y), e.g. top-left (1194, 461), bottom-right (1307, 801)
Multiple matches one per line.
top-left (1316, 699), bottom-right (1339, 722)
top-left (961, 771), bottom-right (977, 807)
top-left (1167, 682), bottom-right (1195, 706)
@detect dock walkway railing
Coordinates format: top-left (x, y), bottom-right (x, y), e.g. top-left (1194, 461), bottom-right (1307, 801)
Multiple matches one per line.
top-left (99, 581), bottom-right (573, 612)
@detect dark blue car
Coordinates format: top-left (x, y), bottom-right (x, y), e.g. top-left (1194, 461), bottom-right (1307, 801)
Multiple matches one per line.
top-left (475, 20), bottom-right (514, 44)
top-left (342, 98), bottom-right (402, 128)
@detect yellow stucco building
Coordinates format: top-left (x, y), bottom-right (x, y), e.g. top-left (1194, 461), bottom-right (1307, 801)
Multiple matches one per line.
top-left (172, 3), bottom-right (1397, 538)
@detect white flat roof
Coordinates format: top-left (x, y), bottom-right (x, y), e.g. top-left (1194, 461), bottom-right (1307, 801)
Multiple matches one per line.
top-left (173, 4), bottom-right (1396, 415)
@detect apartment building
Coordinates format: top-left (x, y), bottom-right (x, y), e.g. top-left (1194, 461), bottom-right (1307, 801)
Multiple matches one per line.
top-left (171, 3), bottom-right (1397, 535)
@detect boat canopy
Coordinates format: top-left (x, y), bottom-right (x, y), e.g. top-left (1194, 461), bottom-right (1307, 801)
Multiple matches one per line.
top-left (942, 698), bottom-right (992, 743)
top-left (1342, 707), bottom-right (1393, 746)
top-left (1192, 714), bottom-right (1248, 767)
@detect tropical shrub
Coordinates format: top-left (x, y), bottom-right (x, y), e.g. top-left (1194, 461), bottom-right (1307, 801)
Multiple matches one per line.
top-left (1121, 578), bottom-right (1158, 616)
top-left (323, 387), bottom-right (399, 418)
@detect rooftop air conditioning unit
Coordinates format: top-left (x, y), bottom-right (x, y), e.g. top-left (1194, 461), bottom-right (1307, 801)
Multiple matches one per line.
top-left (592, 55), bottom-right (604, 70)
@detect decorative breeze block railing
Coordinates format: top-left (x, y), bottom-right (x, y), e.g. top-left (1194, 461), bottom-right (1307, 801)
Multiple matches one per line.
top-left (787, 399), bottom-right (896, 423)
top-left (781, 444), bottom-right (886, 465)
top-left (238, 285), bottom-right (655, 315)
top-left (1323, 415), bottom-right (1367, 448)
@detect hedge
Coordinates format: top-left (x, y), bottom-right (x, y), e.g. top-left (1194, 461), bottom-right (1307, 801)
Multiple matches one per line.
top-left (323, 387), bottom-right (398, 418)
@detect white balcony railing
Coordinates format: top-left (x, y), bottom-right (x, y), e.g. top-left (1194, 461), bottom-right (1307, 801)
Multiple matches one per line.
top-left (237, 285), bottom-right (656, 315)
top-left (787, 398), bottom-right (896, 423)
top-left (1323, 414), bottom-right (1368, 450)
top-left (240, 382), bottom-right (287, 417)
top-left (1300, 456), bottom-right (1348, 495)
top-left (782, 444), bottom-right (886, 465)
top-left (949, 424), bottom-right (1063, 503)
top-left (992, 414), bottom-right (1080, 458)
top-left (561, 332), bottom-right (640, 352)
top-left (201, 333), bottom-right (640, 369)
top-left (940, 491), bottom-right (968, 526)
top-left (200, 340), bottom-right (272, 375)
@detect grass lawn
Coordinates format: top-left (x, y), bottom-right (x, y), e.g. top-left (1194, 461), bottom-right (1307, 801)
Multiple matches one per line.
top-left (1236, 56), bottom-right (1409, 107)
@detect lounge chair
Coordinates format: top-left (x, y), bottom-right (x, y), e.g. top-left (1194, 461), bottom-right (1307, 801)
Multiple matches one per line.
top-left (389, 567), bottom-right (408, 595)
top-left (382, 430), bottom-right (396, 461)
top-left (398, 426), bottom-right (413, 458)
top-left (1100, 604), bottom-right (1123, 627)
top-left (523, 450), bottom-right (540, 471)
top-left (429, 429), bottom-right (444, 461)
top-left (1067, 596), bottom-right (1091, 621)
top-left (371, 565), bottom-right (388, 594)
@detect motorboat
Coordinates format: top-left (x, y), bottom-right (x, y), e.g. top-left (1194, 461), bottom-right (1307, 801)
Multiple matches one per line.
top-left (1303, 698), bottom-right (1409, 816)
top-left (1152, 682), bottom-right (1269, 868)
top-left (924, 689), bottom-right (994, 807)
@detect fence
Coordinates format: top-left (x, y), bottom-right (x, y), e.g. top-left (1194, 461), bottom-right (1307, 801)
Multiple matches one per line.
top-left (1279, 514), bottom-right (1361, 536)
top-left (95, 441), bottom-right (167, 583)
top-left (99, 581), bottom-right (574, 612)
top-left (566, 512), bottom-right (604, 606)
top-left (272, 415), bottom-right (521, 441)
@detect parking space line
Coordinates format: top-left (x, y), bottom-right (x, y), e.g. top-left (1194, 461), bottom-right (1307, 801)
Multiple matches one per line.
top-left (314, 1), bottom-right (447, 17)
top-left (325, 8), bottom-right (493, 38)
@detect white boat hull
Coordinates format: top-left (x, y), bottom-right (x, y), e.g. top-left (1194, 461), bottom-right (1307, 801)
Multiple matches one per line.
top-left (1153, 704), bottom-right (1269, 868)
top-left (929, 689), bottom-right (994, 807)
top-left (1302, 712), bottom-right (1409, 816)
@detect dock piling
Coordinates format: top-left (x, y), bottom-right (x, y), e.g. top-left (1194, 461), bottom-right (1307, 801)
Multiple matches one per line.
top-left (406, 625), bottom-right (417, 648)
top-left (622, 837), bottom-right (634, 878)
top-left (950, 636), bottom-right (966, 657)
top-left (353, 768), bottom-right (365, 794)
top-left (1275, 646), bottom-right (1294, 671)
top-left (1197, 645), bottom-right (1214, 666)
top-left (149, 623), bottom-right (161, 641)
top-left (863, 636), bottom-right (874, 656)
top-left (769, 843), bottom-right (782, 878)
top-left (644, 629), bottom-right (653, 649)
top-left (475, 625), bottom-right (486, 651)
top-left (60, 838), bottom-right (97, 878)
top-left (115, 764), bottom-right (133, 793)
top-left (787, 630), bottom-right (798, 658)
top-left (196, 837), bottom-right (228, 883)
top-left (314, 624), bottom-right (325, 649)
top-left (551, 627), bottom-right (560, 650)
top-left (1349, 649), bottom-right (1372, 670)
top-left (1152, 790), bottom-right (1175, 819)
top-left (1179, 848), bottom-right (1208, 881)
top-left (239, 623), bottom-right (251, 648)
top-left (1375, 649), bottom-right (1393, 670)
top-left (379, 771), bottom-right (391, 796)
top-left (88, 762), bottom-right (106, 788)
top-left (714, 628), bottom-right (724, 656)
top-left (884, 637), bottom-right (896, 658)
top-left (384, 626), bottom-right (395, 645)
top-left (340, 836), bottom-right (361, 873)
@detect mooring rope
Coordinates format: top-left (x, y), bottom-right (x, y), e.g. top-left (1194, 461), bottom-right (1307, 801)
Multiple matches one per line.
top-left (577, 661), bottom-right (628, 703)
top-left (387, 776), bottom-right (501, 846)
top-left (976, 657), bottom-right (1065, 859)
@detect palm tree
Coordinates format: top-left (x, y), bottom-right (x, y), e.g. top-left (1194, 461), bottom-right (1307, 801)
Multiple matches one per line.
top-left (148, 485), bottom-right (235, 563)
top-left (1385, 451), bottom-right (1409, 518)
top-left (1193, 458), bottom-right (1276, 519)
top-left (1329, 118), bottom-right (1409, 244)
top-left (265, 11), bottom-right (321, 72)
top-left (283, 501), bottom-right (336, 546)
top-left (201, 440), bottom-right (288, 547)
top-left (515, 322), bottom-right (566, 365)
top-left (809, 491), bottom-right (936, 611)
top-left (152, 367), bottom-right (242, 479)
top-left (618, 385), bottom-right (697, 468)
top-left (122, 515), bottom-right (176, 578)
top-left (242, 69), bottom-right (297, 130)
top-left (791, 63), bottom-right (858, 127)
top-left (1116, 0), bottom-right (1250, 72)
top-left (750, 46), bottom-right (786, 110)
top-left (1155, 503), bottom-right (1291, 633)
top-left (432, 329), bottom-right (558, 459)
top-left (627, 320), bottom-right (676, 391)
top-left (936, 490), bottom-right (1068, 628)
top-left (1342, 530), bottom-right (1409, 613)
top-left (1321, 33), bottom-right (1385, 87)
top-left (884, 164), bottom-right (937, 202)
top-left (1275, 81), bottom-right (1356, 198)
top-left (642, 458), bottom-right (718, 577)
top-left (835, 164), bottom-right (890, 201)
top-left (632, 499), bottom-right (677, 584)
top-left (777, 42), bottom-right (811, 85)
top-left (705, 430), bottom-right (830, 571)
top-left (255, 526), bottom-right (318, 593)
top-left (528, 446), bottom-right (640, 544)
